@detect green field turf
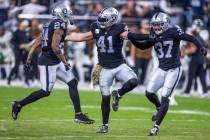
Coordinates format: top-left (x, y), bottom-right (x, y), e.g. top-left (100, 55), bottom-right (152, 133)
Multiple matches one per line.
top-left (0, 87), bottom-right (210, 140)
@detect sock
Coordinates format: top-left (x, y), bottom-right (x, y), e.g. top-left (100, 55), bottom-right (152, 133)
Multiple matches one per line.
top-left (118, 78), bottom-right (138, 97)
top-left (101, 95), bottom-right (111, 125)
top-left (18, 89), bottom-right (50, 107)
top-left (67, 79), bottom-right (82, 114)
top-left (155, 97), bottom-right (169, 126)
top-left (145, 91), bottom-right (161, 108)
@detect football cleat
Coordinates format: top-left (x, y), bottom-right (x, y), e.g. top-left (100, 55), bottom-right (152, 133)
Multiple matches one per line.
top-left (148, 125), bottom-right (160, 136)
top-left (97, 124), bottom-right (108, 133)
top-left (152, 108), bottom-right (160, 121)
top-left (74, 113), bottom-right (95, 124)
top-left (11, 101), bottom-right (22, 120)
top-left (112, 90), bottom-right (121, 112)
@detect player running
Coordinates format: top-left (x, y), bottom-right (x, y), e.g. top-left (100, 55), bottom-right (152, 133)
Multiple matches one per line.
top-left (127, 12), bottom-right (207, 136)
top-left (66, 7), bottom-right (138, 133)
top-left (11, 4), bottom-right (94, 124)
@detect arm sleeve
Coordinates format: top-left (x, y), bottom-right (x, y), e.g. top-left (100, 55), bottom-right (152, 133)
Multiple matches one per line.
top-left (179, 33), bottom-right (204, 49)
top-left (128, 32), bottom-right (154, 50)
top-left (118, 23), bottom-right (129, 34)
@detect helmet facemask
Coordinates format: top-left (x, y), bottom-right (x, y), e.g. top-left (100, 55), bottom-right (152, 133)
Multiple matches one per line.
top-left (97, 7), bottom-right (120, 29)
top-left (151, 12), bottom-right (170, 35)
top-left (52, 4), bottom-right (74, 25)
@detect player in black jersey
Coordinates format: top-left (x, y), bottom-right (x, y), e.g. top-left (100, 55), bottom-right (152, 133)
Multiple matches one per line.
top-left (127, 12), bottom-right (207, 136)
top-left (11, 4), bottom-right (94, 124)
top-left (66, 7), bottom-right (138, 133)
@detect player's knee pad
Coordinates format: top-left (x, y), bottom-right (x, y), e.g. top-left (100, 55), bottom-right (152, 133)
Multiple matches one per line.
top-left (99, 85), bottom-right (110, 96)
top-left (67, 78), bottom-right (78, 87)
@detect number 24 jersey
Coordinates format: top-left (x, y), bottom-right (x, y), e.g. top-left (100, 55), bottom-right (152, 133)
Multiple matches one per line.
top-left (38, 19), bottom-right (67, 66)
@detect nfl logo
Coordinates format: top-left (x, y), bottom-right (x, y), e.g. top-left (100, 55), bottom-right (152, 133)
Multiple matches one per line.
top-left (95, 29), bottom-right (100, 34)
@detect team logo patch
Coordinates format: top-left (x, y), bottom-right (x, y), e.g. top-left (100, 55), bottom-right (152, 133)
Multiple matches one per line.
top-left (95, 29), bottom-right (100, 34)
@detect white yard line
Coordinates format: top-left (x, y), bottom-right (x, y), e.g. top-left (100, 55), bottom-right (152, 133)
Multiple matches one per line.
top-left (2, 105), bottom-right (210, 116)
top-left (0, 135), bottom-right (194, 140)
top-left (0, 118), bottom-right (206, 123)
top-left (80, 105), bottom-right (210, 116)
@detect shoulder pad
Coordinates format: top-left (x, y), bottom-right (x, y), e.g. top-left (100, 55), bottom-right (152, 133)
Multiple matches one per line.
top-left (115, 23), bottom-right (129, 33)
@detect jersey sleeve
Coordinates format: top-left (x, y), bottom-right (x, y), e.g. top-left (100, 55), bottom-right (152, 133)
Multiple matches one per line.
top-left (90, 22), bottom-right (97, 38)
top-left (171, 25), bottom-right (185, 39)
top-left (117, 23), bottom-right (129, 34)
top-left (53, 20), bottom-right (67, 31)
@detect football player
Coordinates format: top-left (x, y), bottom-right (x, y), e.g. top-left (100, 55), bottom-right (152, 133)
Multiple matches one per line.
top-left (11, 4), bottom-right (94, 124)
top-left (127, 12), bottom-right (207, 136)
top-left (66, 7), bottom-right (138, 133)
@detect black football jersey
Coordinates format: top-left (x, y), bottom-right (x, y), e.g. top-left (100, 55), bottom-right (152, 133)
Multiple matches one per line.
top-left (90, 22), bottom-right (128, 68)
top-left (152, 25), bottom-right (184, 70)
top-left (38, 19), bottom-right (67, 65)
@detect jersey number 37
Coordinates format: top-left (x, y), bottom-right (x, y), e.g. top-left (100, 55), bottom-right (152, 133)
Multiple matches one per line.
top-left (155, 40), bottom-right (173, 59)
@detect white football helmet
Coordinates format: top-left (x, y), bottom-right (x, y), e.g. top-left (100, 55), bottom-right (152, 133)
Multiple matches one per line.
top-left (52, 3), bottom-right (73, 25)
top-left (150, 12), bottom-right (170, 35)
top-left (97, 7), bottom-right (120, 29)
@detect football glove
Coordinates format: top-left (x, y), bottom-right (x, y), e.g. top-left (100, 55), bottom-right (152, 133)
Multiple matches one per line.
top-left (64, 63), bottom-right (71, 71)
top-left (92, 64), bottom-right (102, 86)
top-left (149, 27), bottom-right (157, 40)
top-left (24, 63), bottom-right (31, 72)
top-left (200, 47), bottom-right (207, 56)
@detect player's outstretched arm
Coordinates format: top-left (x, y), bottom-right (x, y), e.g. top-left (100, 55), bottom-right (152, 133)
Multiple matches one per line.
top-left (65, 31), bottom-right (93, 42)
top-left (127, 32), bottom-right (154, 50)
top-left (26, 35), bottom-right (42, 64)
top-left (52, 29), bottom-right (68, 66)
top-left (180, 33), bottom-right (207, 56)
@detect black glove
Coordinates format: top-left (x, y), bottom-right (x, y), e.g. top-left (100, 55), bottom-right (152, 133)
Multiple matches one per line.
top-left (24, 63), bottom-right (31, 72)
top-left (200, 47), bottom-right (207, 56)
top-left (64, 63), bottom-right (71, 71)
top-left (149, 27), bottom-right (157, 40)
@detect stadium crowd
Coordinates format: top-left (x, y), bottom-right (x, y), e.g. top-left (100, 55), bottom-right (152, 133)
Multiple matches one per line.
top-left (0, 0), bottom-right (210, 98)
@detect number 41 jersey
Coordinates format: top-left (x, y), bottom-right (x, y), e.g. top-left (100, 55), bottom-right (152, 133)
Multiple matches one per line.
top-left (90, 22), bottom-right (128, 68)
top-left (38, 19), bottom-right (67, 66)
top-left (153, 26), bottom-right (184, 71)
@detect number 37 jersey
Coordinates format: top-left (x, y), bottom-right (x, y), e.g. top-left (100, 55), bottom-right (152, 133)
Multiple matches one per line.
top-left (90, 22), bottom-right (128, 68)
top-left (153, 26), bottom-right (184, 70)
top-left (38, 19), bottom-right (67, 66)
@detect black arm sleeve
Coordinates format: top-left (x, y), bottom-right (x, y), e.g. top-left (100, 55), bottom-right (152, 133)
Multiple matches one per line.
top-left (127, 32), bottom-right (154, 50)
top-left (179, 33), bottom-right (207, 56)
top-left (179, 33), bottom-right (203, 49)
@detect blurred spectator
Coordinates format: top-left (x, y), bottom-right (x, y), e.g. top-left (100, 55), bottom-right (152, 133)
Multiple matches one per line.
top-left (7, 20), bottom-right (31, 86)
top-left (27, 19), bottom-right (41, 83)
top-left (89, 2), bottom-right (104, 16)
top-left (0, 26), bottom-right (13, 79)
top-left (19, 0), bottom-right (47, 14)
top-left (131, 19), bottom-right (152, 87)
top-left (0, 0), bottom-right (9, 25)
top-left (183, 0), bottom-right (208, 27)
top-left (181, 19), bottom-right (208, 98)
top-left (70, 1), bottom-right (81, 15)
top-left (121, 0), bottom-right (151, 17)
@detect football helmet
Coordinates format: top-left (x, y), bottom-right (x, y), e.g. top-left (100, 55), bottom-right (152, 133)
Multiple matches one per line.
top-left (150, 12), bottom-right (170, 35)
top-left (52, 3), bottom-right (73, 25)
top-left (97, 7), bottom-right (120, 29)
